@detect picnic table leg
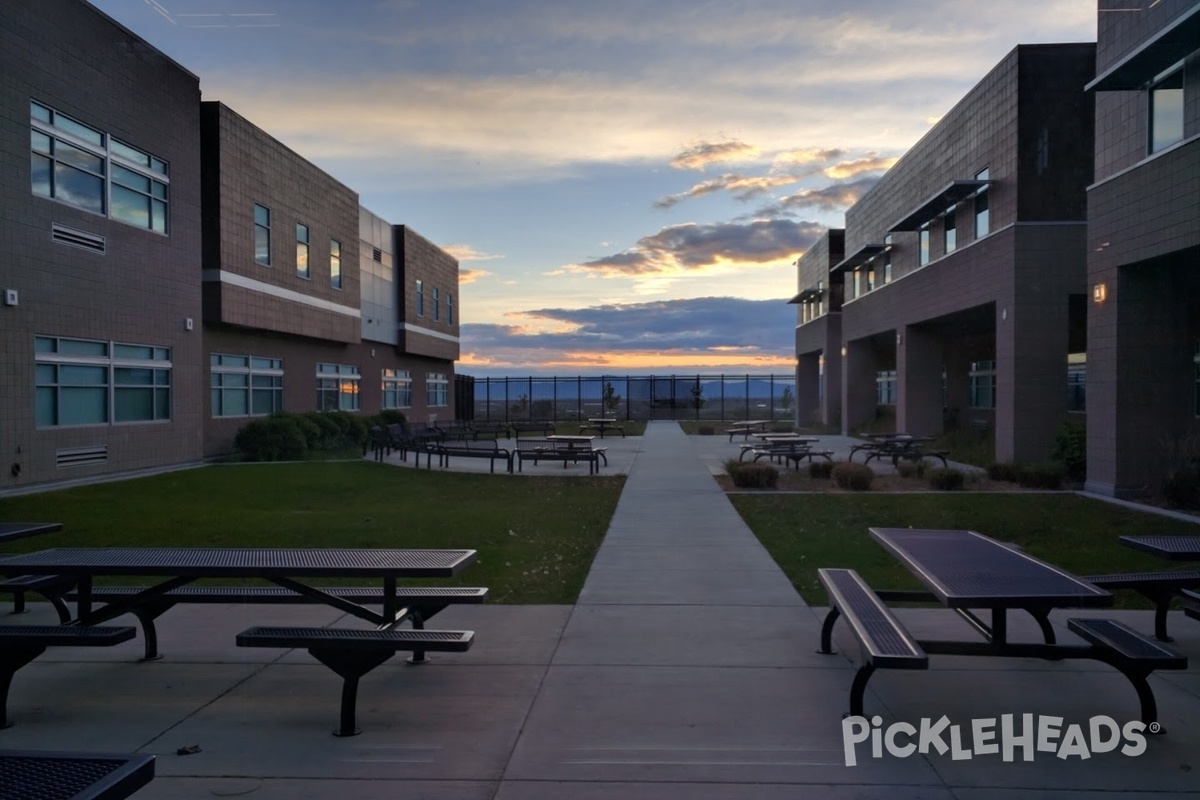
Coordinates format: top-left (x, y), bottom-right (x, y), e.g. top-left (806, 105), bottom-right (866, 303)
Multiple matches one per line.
top-left (817, 607), bottom-right (841, 654)
top-left (308, 647), bottom-right (394, 737)
top-left (849, 663), bottom-right (877, 718)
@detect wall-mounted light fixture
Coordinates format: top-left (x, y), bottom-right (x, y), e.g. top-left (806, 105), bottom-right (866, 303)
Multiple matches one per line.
top-left (896, 332), bottom-right (903, 345)
top-left (1093, 282), bottom-right (1108, 304)
top-left (840, 346), bottom-right (848, 357)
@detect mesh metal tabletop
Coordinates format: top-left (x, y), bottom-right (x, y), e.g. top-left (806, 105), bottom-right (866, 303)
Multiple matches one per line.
top-left (0, 751), bottom-right (153, 800)
top-left (0, 522), bottom-right (62, 544)
top-left (1120, 535), bottom-right (1200, 561)
top-left (0, 547), bottom-right (476, 578)
top-left (869, 528), bottom-right (1112, 608)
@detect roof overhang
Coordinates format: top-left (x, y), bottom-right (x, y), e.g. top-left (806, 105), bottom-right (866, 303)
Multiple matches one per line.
top-left (787, 288), bottom-right (826, 304)
top-left (830, 244), bottom-right (887, 274)
top-left (1086, 5), bottom-right (1200, 92)
top-left (888, 180), bottom-right (988, 232)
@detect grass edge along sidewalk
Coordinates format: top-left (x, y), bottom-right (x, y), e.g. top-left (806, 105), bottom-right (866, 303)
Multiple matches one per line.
top-left (0, 461), bottom-right (623, 605)
top-left (731, 492), bottom-right (1200, 609)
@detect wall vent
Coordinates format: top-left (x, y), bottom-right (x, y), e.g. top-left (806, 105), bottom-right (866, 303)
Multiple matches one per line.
top-left (372, 247), bottom-right (383, 262)
top-left (52, 224), bottom-right (106, 254)
top-left (56, 445), bottom-right (109, 468)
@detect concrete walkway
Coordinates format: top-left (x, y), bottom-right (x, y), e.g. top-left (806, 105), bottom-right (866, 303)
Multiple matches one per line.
top-left (2, 421), bottom-right (1199, 798)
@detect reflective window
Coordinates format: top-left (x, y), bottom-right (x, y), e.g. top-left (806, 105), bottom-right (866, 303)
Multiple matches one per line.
top-left (35, 335), bottom-right (171, 426)
top-left (919, 224), bottom-right (930, 266)
top-left (296, 223), bottom-right (310, 279)
top-left (330, 239), bottom-right (342, 289)
top-left (416, 280), bottom-right (424, 316)
top-left (447, 293), bottom-right (454, 324)
top-left (944, 207), bottom-right (957, 254)
top-left (382, 368), bottom-right (412, 409)
top-left (30, 102), bottom-right (168, 231)
top-left (211, 353), bottom-right (283, 417)
top-left (876, 370), bottom-right (897, 405)
top-left (316, 363), bottom-right (360, 411)
top-left (1150, 65), bottom-right (1184, 154)
top-left (427, 372), bottom-right (449, 407)
top-left (974, 169), bottom-right (990, 238)
top-left (254, 204), bottom-right (271, 265)
top-left (969, 360), bottom-right (996, 409)
top-left (433, 288), bottom-right (440, 322)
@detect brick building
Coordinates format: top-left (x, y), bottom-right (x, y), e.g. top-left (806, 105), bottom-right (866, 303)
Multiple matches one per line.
top-left (790, 229), bottom-right (844, 428)
top-left (795, 44), bottom-right (1095, 464)
top-left (1085, 0), bottom-right (1200, 497)
top-left (1, 0), bottom-right (460, 491)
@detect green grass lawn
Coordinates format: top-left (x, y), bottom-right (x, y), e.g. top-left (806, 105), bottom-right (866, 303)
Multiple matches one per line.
top-left (730, 492), bottom-right (1200, 608)
top-left (0, 462), bottom-right (624, 604)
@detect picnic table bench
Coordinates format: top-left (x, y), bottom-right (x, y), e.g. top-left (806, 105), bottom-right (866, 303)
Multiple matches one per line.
top-left (433, 439), bottom-right (513, 473)
top-left (0, 749), bottom-right (155, 800)
top-left (1082, 535), bottom-right (1200, 641)
top-left (434, 420), bottom-right (477, 441)
top-left (0, 522), bottom-right (68, 617)
top-left (62, 584), bottom-right (488, 661)
top-left (819, 529), bottom-right (1188, 725)
top-left (512, 438), bottom-right (603, 474)
top-left (237, 626), bottom-right (474, 737)
top-left (748, 441), bottom-right (833, 470)
top-left (578, 418), bottom-right (625, 438)
top-left (471, 420), bottom-right (512, 439)
top-left (1, 625), bottom-right (137, 727)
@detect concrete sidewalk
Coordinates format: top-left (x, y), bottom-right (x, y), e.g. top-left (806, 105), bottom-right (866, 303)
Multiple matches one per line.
top-left (2, 421), bottom-right (1199, 798)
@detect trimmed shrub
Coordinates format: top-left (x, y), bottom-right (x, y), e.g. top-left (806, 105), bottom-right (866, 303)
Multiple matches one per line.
top-left (301, 411), bottom-right (342, 449)
top-left (808, 460), bottom-right (833, 479)
top-left (234, 416), bottom-right (308, 462)
top-left (1050, 418), bottom-right (1086, 482)
top-left (987, 462), bottom-right (1024, 483)
top-left (1017, 461), bottom-right (1065, 490)
top-left (926, 467), bottom-right (965, 491)
top-left (832, 462), bottom-right (874, 491)
top-left (372, 409), bottom-right (408, 427)
top-left (724, 459), bottom-right (779, 489)
top-left (290, 413), bottom-right (323, 451)
top-left (896, 459), bottom-right (926, 479)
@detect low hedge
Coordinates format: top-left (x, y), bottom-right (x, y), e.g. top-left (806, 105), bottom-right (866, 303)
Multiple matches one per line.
top-left (832, 462), bottom-right (874, 491)
top-left (725, 459), bottom-right (779, 489)
top-left (926, 467), bottom-right (965, 491)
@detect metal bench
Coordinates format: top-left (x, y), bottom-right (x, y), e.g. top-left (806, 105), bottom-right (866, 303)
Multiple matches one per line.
top-left (433, 440), bottom-right (512, 473)
top-left (510, 421), bottom-right (556, 438)
top-left (1081, 569), bottom-right (1200, 641)
top-left (750, 444), bottom-right (833, 470)
top-left (513, 439), bottom-right (600, 474)
top-left (0, 574), bottom-right (75, 621)
top-left (65, 585), bottom-right (487, 661)
top-left (816, 568), bottom-right (928, 717)
top-left (1, 625), bottom-right (138, 728)
top-left (471, 421), bottom-right (512, 439)
top-left (0, 750), bottom-right (155, 800)
top-left (1067, 617), bottom-right (1188, 726)
top-left (434, 421), bottom-right (477, 441)
top-left (236, 626), bottom-right (474, 736)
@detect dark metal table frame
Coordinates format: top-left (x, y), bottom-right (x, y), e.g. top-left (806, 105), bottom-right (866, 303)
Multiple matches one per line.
top-left (0, 522), bottom-right (63, 546)
top-left (0, 547), bottom-right (476, 629)
top-left (0, 749), bottom-right (153, 800)
top-left (823, 528), bottom-right (1180, 723)
top-left (1120, 535), bottom-right (1200, 561)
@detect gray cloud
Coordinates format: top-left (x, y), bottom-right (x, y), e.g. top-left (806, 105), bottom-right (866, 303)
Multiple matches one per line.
top-left (669, 140), bottom-right (760, 171)
top-left (575, 219), bottom-right (825, 276)
top-left (754, 177), bottom-right (881, 217)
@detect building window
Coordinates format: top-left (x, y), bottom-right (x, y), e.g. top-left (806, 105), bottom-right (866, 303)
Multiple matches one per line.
top-left (296, 223), bottom-right (310, 279)
top-left (416, 280), bottom-right (424, 316)
top-left (974, 169), bottom-right (989, 238)
top-left (330, 239), bottom-right (342, 289)
top-left (944, 207), bottom-right (957, 254)
top-left (969, 360), bottom-right (996, 409)
top-left (382, 368), bottom-right (412, 409)
top-left (883, 235), bottom-right (893, 283)
top-left (427, 372), bottom-right (449, 407)
top-left (867, 267), bottom-right (875, 293)
top-left (851, 269), bottom-right (862, 299)
top-left (316, 363), bottom-right (360, 411)
top-left (816, 281), bottom-right (824, 316)
top-left (1149, 64), bottom-right (1184, 154)
top-left (447, 293), bottom-right (454, 325)
top-left (35, 336), bottom-right (171, 426)
top-left (875, 370), bottom-right (896, 406)
top-left (211, 354), bottom-right (283, 417)
top-left (30, 101), bottom-right (169, 232)
top-left (919, 224), bottom-right (930, 266)
top-left (254, 204), bottom-right (271, 265)
top-left (433, 288), bottom-right (440, 322)
top-left (1067, 353), bottom-right (1086, 413)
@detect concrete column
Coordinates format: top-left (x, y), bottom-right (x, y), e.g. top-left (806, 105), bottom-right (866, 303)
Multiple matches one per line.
top-left (841, 339), bottom-right (877, 435)
top-left (999, 299), bottom-right (1070, 464)
top-left (796, 354), bottom-right (820, 427)
top-left (944, 345), bottom-right (971, 431)
top-left (822, 314), bottom-right (843, 429)
top-left (897, 325), bottom-right (943, 437)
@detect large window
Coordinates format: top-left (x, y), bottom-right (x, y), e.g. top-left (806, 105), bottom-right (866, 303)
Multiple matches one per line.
top-left (1149, 64), bottom-right (1184, 154)
top-left (382, 369), bottom-right (412, 409)
top-left (254, 204), bottom-right (271, 265)
top-left (330, 239), bottom-right (342, 289)
top-left (944, 206), bottom-right (957, 254)
top-left (883, 235), bottom-right (893, 283)
top-left (211, 354), bottom-right (283, 417)
top-left (974, 169), bottom-right (990, 238)
top-left (447, 293), bottom-right (454, 324)
top-left (316, 363), bottom-right (360, 411)
top-left (969, 360), bottom-right (996, 409)
top-left (875, 370), bottom-right (896, 406)
top-left (30, 101), bottom-right (169, 232)
top-left (919, 224), bottom-right (930, 266)
top-left (296, 223), bottom-right (310, 279)
top-left (416, 280), bottom-right (424, 316)
top-left (35, 336), bottom-right (171, 426)
top-left (433, 288), bottom-right (440, 322)
top-left (1067, 353), bottom-right (1086, 413)
top-left (427, 372), bottom-right (449, 407)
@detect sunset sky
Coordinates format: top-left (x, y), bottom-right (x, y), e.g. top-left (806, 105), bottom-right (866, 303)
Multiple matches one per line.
top-left (90, 0), bottom-right (1096, 376)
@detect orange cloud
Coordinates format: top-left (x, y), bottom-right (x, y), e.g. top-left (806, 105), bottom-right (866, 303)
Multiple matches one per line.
top-left (670, 140), bottom-right (760, 171)
top-left (458, 268), bottom-right (490, 285)
top-left (824, 154), bottom-right (898, 179)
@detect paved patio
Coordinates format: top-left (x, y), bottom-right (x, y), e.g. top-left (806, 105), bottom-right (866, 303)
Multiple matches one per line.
top-left (2, 422), bottom-right (1199, 798)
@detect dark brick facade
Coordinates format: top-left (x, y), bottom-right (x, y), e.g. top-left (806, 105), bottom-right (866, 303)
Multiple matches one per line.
top-left (792, 230), bottom-right (844, 427)
top-left (1086, 0), bottom-right (1200, 497)
top-left (0, 0), bottom-right (203, 490)
top-left (398, 226), bottom-right (461, 362)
